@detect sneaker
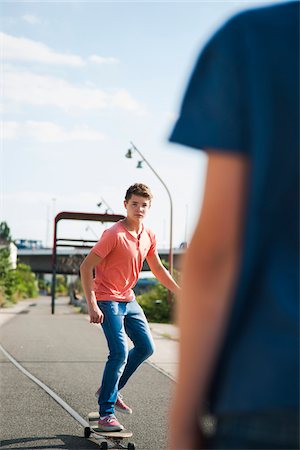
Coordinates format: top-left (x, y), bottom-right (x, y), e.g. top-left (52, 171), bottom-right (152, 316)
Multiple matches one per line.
top-left (98, 414), bottom-right (124, 432)
top-left (115, 394), bottom-right (132, 415)
top-left (95, 388), bottom-right (132, 415)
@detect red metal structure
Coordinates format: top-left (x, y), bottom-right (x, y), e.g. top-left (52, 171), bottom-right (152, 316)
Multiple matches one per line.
top-left (51, 211), bottom-right (125, 314)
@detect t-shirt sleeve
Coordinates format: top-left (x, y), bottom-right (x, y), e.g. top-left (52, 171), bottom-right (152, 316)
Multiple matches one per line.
top-left (170, 14), bottom-right (249, 154)
top-left (146, 229), bottom-right (157, 256)
top-left (92, 228), bottom-right (117, 259)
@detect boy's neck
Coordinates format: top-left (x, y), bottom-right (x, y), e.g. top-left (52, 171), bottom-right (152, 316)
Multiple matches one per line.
top-left (123, 217), bottom-right (143, 233)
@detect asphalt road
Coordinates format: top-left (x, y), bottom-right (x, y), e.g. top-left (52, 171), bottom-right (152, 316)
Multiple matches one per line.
top-left (0, 297), bottom-right (174, 450)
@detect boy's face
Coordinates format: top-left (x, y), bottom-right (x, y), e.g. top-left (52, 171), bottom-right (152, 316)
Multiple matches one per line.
top-left (124, 194), bottom-right (151, 221)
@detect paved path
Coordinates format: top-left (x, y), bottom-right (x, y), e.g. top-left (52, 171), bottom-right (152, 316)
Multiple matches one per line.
top-left (148, 324), bottom-right (178, 381)
top-left (0, 296), bottom-right (178, 450)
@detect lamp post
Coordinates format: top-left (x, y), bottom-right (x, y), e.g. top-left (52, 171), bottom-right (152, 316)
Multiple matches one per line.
top-left (97, 197), bottom-right (114, 214)
top-left (125, 141), bottom-right (173, 277)
top-left (85, 225), bottom-right (99, 239)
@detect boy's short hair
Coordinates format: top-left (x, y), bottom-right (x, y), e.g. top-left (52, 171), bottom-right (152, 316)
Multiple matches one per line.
top-left (125, 183), bottom-right (153, 202)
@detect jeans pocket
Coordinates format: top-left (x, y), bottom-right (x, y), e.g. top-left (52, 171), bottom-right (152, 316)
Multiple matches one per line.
top-left (97, 301), bottom-right (125, 316)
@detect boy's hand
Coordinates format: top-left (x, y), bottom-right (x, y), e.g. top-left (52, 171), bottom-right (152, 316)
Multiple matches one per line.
top-left (88, 305), bottom-right (104, 324)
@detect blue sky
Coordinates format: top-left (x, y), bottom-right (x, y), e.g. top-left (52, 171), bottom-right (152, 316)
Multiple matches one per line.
top-left (1, 0), bottom-right (277, 249)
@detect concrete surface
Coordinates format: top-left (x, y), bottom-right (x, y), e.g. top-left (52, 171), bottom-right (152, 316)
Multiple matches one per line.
top-left (0, 296), bottom-right (178, 450)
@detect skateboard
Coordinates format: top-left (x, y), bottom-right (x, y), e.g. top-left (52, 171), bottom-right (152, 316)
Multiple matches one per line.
top-left (84, 412), bottom-right (135, 449)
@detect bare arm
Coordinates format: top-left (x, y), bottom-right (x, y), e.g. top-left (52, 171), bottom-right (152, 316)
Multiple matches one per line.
top-left (168, 152), bottom-right (249, 449)
top-left (80, 251), bottom-right (104, 324)
top-left (146, 252), bottom-right (180, 295)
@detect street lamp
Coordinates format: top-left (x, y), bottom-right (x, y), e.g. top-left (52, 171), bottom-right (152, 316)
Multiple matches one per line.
top-left (97, 197), bottom-right (114, 214)
top-left (125, 141), bottom-right (173, 277)
top-left (85, 225), bottom-right (99, 239)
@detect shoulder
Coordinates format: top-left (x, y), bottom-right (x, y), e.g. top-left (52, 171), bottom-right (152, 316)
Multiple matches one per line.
top-left (144, 226), bottom-right (155, 238)
top-left (101, 222), bottom-right (124, 240)
top-left (106, 221), bottom-right (123, 234)
top-left (214, 2), bottom-right (297, 42)
top-left (143, 226), bottom-right (156, 241)
top-left (234, 1), bottom-right (299, 24)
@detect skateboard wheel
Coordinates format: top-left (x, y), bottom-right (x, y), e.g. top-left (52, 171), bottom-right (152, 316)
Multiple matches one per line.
top-left (128, 443), bottom-right (136, 449)
top-left (100, 442), bottom-right (108, 450)
top-left (84, 427), bottom-right (91, 438)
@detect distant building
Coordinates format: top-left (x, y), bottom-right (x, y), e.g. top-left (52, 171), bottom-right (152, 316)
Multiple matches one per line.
top-left (15, 239), bottom-right (44, 250)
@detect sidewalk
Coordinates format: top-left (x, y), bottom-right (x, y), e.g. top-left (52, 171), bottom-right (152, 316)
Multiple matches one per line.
top-left (0, 296), bottom-right (175, 450)
top-left (148, 323), bottom-right (179, 381)
top-left (73, 292), bottom-right (179, 381)
top-left (0, 296), bottom-right (179, 381)
top-left (0, 298), bottom-right (37, 327)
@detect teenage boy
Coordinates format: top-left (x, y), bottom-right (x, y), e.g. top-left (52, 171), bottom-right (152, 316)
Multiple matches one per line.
top-left (80, 183), bottom-right (180, 431)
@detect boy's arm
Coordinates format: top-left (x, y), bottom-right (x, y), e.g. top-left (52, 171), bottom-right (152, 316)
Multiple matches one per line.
top-left (168, 152), bottom-right (249, 449)
top-left (146, 253), bottom-right (180, 294)
top-left (80, 251), bottom-right (104, 324)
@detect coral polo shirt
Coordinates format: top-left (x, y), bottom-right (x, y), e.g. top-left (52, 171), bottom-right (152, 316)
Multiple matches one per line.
top-left (91, 220), bottom-right (157, 302)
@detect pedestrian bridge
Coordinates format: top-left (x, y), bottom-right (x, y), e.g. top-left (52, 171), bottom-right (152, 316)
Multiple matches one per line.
top-left (17, 247), bottom-right (184, 275)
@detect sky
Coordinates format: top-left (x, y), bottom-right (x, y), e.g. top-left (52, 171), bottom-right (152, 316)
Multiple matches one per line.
top-left (1, 0), bottom-right (278, 249)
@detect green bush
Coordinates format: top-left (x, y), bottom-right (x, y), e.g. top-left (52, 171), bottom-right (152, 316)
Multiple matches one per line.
top-left (0, 248), bottom-right (38, 305)
top-left (38, 278), bottom-right (51, 295)
top-left (0, 285), bottom-right (6, 308)
top-left (136, 263), bottom-right (179, 323)
top-left (137, 284), bottom-right (171, 322)
top-left (56, 274), bottom-right (68, 295)
top-left (14, 263), bottom-right (38, 299)
top-left (0, 222), bottom-right (39, 305)
top-left (0, 248), bottom-right (15, 302)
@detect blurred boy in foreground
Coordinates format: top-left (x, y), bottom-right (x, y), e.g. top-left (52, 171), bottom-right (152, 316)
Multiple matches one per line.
top-left (168, 2), bottom-right (299, 449)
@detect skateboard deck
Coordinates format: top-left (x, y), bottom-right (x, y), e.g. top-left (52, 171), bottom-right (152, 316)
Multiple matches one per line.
top-left (85, 412), bottom-right (135, 449)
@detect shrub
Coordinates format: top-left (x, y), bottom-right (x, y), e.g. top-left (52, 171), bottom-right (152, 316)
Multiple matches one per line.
top-left (0, 249), bottom-right (38, 305)
top-left (137, 284), bottom-right (171, 323)
top-left (137, 283), bottom-right (173, 323)
top-left (14, 263), bottom-right (38, 299)
top-left (38, 278), bottom-right (51, 295)
top-left (0, 285), bottom-right (5, 308)
top-left (56, 274), bottom-right (68, 295)
top-left (136, 263), bottom-right (179, 323)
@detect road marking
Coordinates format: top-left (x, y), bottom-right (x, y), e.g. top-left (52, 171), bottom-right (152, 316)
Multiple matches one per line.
top-left (0, 343), bottom-right (89, 428)
top-left (146, 359), bottom-right (176, 382)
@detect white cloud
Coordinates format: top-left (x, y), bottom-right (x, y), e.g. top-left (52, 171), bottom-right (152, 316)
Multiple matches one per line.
top-left (1, 32), bottom-right (84, 66)
top-left (1, 120), bottom-right (106, 143)
top-left (3, 66), bottom-right (145, 114)
top-left (27, 121), bottom-right (106, 143)
top-left (1, 32), bottom-right (120, 67)
top-left (4, 191), bottom-right (52, 206)
top-left (2, 191), bottom-right (109, 243)
top-left (110, 89), bottom-right (143, 112)
top-left (22, 14), bottom-right (41, 25)
top-left (1, 121), bottom-right (19, 140)
top-left (89, 54), bottom-right (119, 65)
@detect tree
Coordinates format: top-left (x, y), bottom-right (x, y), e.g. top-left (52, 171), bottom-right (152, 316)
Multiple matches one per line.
top-left (0, 222), bottom-right (12, 242)
top-left (0, 248), bottom-right (11, 306)
top-left (0, 223), bottom-right (38, 305)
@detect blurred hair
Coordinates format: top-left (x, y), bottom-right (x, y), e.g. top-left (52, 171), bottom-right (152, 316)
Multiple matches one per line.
top-left (125, 183), bottom-right (153, 202)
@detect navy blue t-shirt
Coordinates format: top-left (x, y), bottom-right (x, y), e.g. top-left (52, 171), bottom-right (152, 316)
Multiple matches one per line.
top-left (170, 1), bottom-right (299, 413)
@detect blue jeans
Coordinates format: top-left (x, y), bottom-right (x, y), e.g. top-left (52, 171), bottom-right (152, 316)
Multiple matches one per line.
top-left (97, 299), bottom-right (155, 416)
top-left (206, 411), bottom-right (299, 449)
